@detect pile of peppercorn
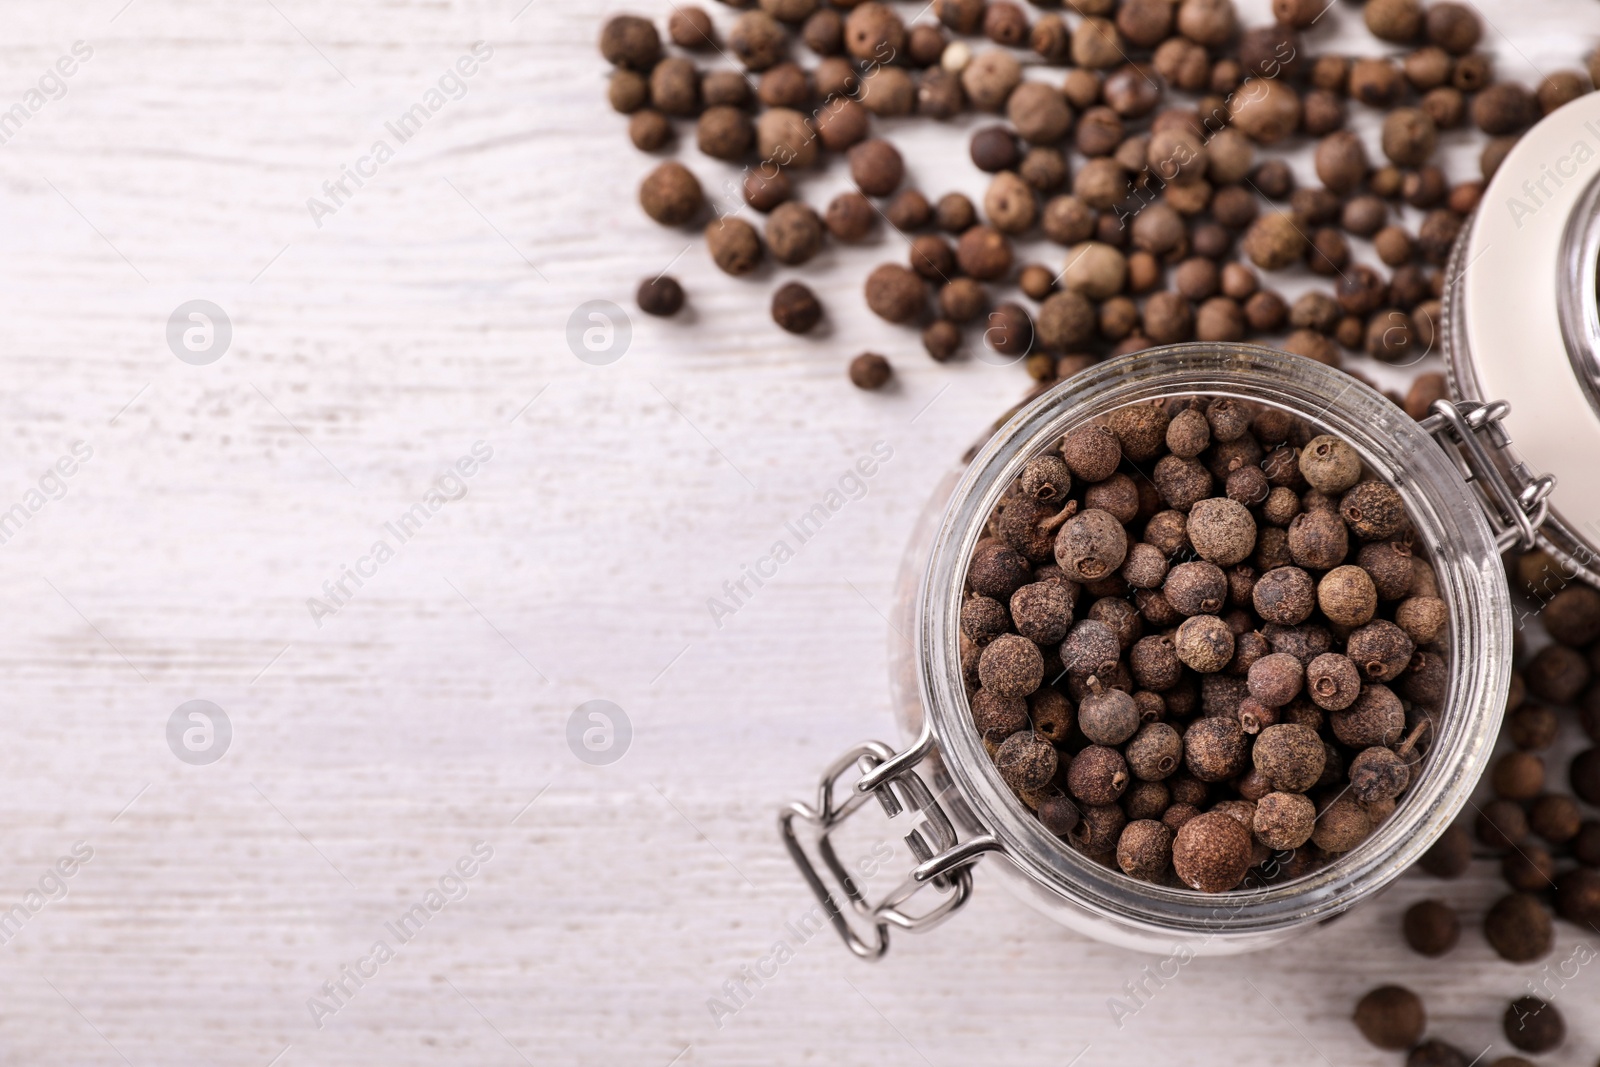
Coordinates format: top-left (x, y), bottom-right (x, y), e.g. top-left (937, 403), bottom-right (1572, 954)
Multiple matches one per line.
top-left (960, 396), bottom-right (1446, 891)
top-left (601, 0), bottom-right (1599, 393)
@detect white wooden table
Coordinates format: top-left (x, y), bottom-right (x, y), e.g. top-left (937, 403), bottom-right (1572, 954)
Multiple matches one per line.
top-left (1, 0), bottom-right (1595, 1063)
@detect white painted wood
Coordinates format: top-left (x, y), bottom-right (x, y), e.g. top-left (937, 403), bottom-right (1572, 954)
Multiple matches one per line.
top-left (0, 0), bottom-right (1595, 1064)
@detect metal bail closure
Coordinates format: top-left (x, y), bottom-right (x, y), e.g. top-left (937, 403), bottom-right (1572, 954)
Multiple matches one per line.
top-left (1416, 399), bottom-right (1557, 552)
top-left (780, 728), bottom-right (1001, 960)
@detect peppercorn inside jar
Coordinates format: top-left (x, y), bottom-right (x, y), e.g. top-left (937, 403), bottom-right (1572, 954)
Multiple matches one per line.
top-left (781, 343), bottom-right (1532, 959)
top-left (964, 384), bottom-right (1447, 895)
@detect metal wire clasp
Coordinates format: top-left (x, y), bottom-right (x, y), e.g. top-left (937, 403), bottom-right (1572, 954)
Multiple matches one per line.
top-left (780, 728), bottom-right (999, 960)
top-left (1418, 399), bottom-right (1557, 552)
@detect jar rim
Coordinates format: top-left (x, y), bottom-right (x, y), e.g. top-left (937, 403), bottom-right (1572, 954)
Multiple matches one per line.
top-left (918, 343), bottom-right (1511, 939)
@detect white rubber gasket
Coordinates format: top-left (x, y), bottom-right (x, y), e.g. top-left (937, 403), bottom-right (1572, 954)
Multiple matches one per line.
top-left (1462, 92), bottom-right (1600, 541)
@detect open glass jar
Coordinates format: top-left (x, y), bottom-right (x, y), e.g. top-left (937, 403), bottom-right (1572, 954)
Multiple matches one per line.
top-left (784, 343), bottom-right (1560, 959)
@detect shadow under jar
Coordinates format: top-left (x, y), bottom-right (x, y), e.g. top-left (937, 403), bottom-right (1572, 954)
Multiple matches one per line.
top-left (784, 343), bottom-right (1559, 959)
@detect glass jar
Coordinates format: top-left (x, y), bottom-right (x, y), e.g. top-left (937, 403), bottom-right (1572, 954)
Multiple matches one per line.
top-left (783, 343), bottom-right (1555, 960)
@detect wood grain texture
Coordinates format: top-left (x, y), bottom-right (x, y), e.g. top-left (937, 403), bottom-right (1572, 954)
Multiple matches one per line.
top-left (0, 0), bottom-right (1596, 1064)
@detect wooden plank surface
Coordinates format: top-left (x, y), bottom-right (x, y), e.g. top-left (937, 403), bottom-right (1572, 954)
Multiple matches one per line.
top-left (0, 0), bottom-right (1596, 1064)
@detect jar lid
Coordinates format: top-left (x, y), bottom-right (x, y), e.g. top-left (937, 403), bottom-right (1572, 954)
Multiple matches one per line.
top-left (1453, 92), bottom-right (1600, 576)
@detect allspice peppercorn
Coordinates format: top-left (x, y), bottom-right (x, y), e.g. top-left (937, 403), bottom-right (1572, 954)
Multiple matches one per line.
top-left (1353, 985), bottom-right (1426, 1050)
top-left (847, 350), bottom-right (894, 388)
top-left (864, 263), bottom-right (925, 323)
top-left (1402, 899), bottom-right (1459, 956)
top-left (1184, 715), bottom-right (1249, 781)
top-left (1068, 744), bottom-right (1130, 806)
top-left (771, 282), bottom-right (822, 334)
top-left (1057, 509), bottom-right (1128, 581)
top-left (1503, 997), bottom-right (1564, 1054)
top-left (627, 108), bottom-right (668, 149)
top-left (978, 634), bottom-right (1045, 698)
top-left (1172, 811), bottom-right (1252, 892)
top-left (706, 218), bottom-right (763, 276)
top-left (639, 162), bottom-right (704, 227)
top-left (995, 730), bottom-right (1058, 792)
top-left (636, 276), bottom-right (685, 318)
top-left (849, 139), bottom-right (904, 198)
top-left (1319, 565), bottom-right (1378, 627)
top-left (1176, 615), bottom-right (1236, 674)
top-left (1254, 791), bottom-right (1316, 849)
top-left (1484, 893), bottom-right (1553, 962)
top-left (1116, 819), bottom-right (1173, 880)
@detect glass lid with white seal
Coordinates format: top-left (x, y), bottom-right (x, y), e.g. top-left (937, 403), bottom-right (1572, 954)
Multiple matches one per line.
top-left (1445, 90), bottom-right (1600, 587)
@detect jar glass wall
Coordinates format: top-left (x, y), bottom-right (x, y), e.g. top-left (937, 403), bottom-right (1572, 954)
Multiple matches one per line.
top-left (890, 344), bottom-right (1512, 954)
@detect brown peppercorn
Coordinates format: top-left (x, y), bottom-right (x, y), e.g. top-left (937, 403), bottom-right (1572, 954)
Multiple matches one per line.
top-left (885, 189), bottom-right (932, 232)
top-left (1506, 703), bottom-right (1558, 751)
top-left (921, 320), bottom-right (960, 363)
top-left (1056, 509), bottom-right (1128, 583)
top-left (962, 50), bottom-right (1023, 112)
top-left (1312, 793), bottom-right (1371, 852)
top-left (1528, 643), bottom-right (1590, 704)
top-left (1314, 131), bottom-right (1367, 195)
top-left (1173, 810), bottom-right (1252, 892)
top-left (1250, 791), bottom-right (1313, 849)
top-left (985, 172), bottom-right (1038, 236)
top-left (1150, 456), bottom-right (1209, 512)
top-left (1036, 793), bottom-right (1082, 837)
top-left (971, 687), bottom-right (1028, 744)
top-left (1402, 899), bottom-right (1459, 956)
top-left (1544, 585), bottom-right (1600, 645)
top-left (1249, 653), bottom-right (1304, 708)
top-left (813, 99), bottom-right (869, 152)
top-left (1184, 715), bottom-right (1248, 783)
top-left (600, 14), bottom-right (663, 72)
top-left (1061, 620), bottom-right (1123, 681)
top-left (845, 351), bottom-right (892, 392)
top-left (824, 192), bottom-right (875, 243)
top-left (756, 108), bottom-right (817, 168)
top-left (1485, 893), bottom-right (1553, 962)
top-left (969, 541), bottom-right (1031, 601)
top-left (771, 282), bottom-right (822, 334)
top-left (1348, 59), bottom-right (1405, 110)
top-left (1427, 1), bottom-right (1481, 53)
top-left (1011, 580), bottom-right (1075, 644)
top-left (957, 226), bottom-right (1014, 282)
top-left (1030, 688), bottom-right (1076, 745)
top-left (1354, 985), bottom-right (1426, 1050)
top-left (639, 162), bottom-right (705, 227)
top-left (933, 280), bottom-right (981, 326)
top-left (758, 62), bottom-right (811, 109)
top-left (1305, 652), bottom-right (1361, 711)
top-left (800, 8), bottom-right (842, 54)
top-left (1187, 498), bottom-right (1256, 567)
top-left (706, 218), bottom-right (763, 276)
top-left (1416, 823), bottom-right (1472, 879)
top-left (996, 730), bottom-right (1058, 792)
top-left (935, 193), bottom-right (978, 235)
top-left (729, 11), bottom-right (787, 71)
top-left (1164, 561), bottom-right (1227, 618)
top-left (1503, 997), bottom-right (1564, 1055)
top-left (845, 139), bottom-right (904, 200)
top-left (961, 594), bottom-right (1010, 645)
top-left (1242, 213), bottom-right (1308, 272)
top-left (1491, 751), bottom-right (1544, 802)
top-left (608, 69), bottom-right (649, 114)
top-left (864, 263), bottom-right (925, 324)
top-left (1529, 793), bottom-right (1581, 844)
top-left (1317, 565), bottom-right (1377, 627)
top-left (1332, 683), bottom-right (1404, 748)
top-left (1228, 80), bottom-right (1301, 145)
top-left (1347, 620), bottom-right (1415, 684)
top-left (1019, 148), bottom-right (1068, 193)
top-left (636, 276), bottom-right (685, 318)
top-left (1116, 818), bottom-right (1173, 880)
top-left (844, 2), bottom-right (904, 62)
top-left (1477, 797), bottom-right (1530, 851)
top-left (1252, 723), bottom-right (1325, 793)
top-left (1473, 83), bottom-right (1536, 135)
top-left (978, 634), bottom-right (1045, 699)
top-left (1555, 866), bottom-right (1600, 927)
top-left (745, 169), bottom-right (793, 214)
top-left (765, 202), bottom-right (824, 266)
top-left (1068, 744), bottom-right (1130, 806)
top-left (1350, 746), bottom-right (1410, 803)
top-left (909, 235), bottom-right (956, 282)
